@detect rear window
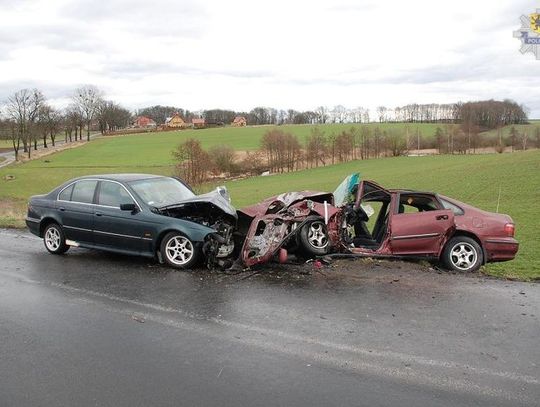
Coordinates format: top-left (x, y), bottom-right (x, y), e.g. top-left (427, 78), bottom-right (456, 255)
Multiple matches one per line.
top-left (58, 184), bottom-right (74, 201)
top-left (440, 198), bottom-right (464, 216)
top-left (398, 194), bottom-right (440, 213)
top-left (70, 180), bottom-right (98, 204)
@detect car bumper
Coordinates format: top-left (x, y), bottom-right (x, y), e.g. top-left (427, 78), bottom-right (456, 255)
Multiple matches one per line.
top-left (25, 217), bottom-right (40, 237)
top-left (484, 238), bottom-right (519, 262)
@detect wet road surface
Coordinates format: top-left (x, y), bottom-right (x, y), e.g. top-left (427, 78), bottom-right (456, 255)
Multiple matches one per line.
top-left (0, 229), bottom-right (539, 406)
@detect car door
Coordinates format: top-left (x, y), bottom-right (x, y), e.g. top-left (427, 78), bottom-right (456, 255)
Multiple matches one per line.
top-left (354, 180), bottom-right (390, 209)
top-left (92, 180), bottom-right (152, 253)
top-left (389, 193), bottom-right (454, 255)
top-left (57, 180), bottom-right (98, 244)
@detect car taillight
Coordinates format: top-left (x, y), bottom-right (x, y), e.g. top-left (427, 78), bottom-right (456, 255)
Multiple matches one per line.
top-left (504, 223), bottom-right (515, 237)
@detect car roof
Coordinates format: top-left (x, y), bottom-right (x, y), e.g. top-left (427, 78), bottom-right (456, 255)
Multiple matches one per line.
top-left (387, 188), bottom-right (436, 195)
top-left (75, 174), bottom-right (165, 183)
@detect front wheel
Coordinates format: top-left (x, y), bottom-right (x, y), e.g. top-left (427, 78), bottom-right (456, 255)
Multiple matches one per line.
top-left (441, 236), bottom-right (483, 272)
top-left (160, 232), bottom-right (199, 269)
top-left (298, 219), bottom-right (330, 256)
top-left (43, 223), bottom-right (69, 254)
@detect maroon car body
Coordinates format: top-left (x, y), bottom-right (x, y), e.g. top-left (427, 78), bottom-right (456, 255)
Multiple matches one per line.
top-left (237, 175), bottom-right (519, 272)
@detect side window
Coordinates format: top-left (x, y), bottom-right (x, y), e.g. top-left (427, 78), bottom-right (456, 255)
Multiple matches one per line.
top-left (58, 184), bottom-right (74, 201)
top-left (398, 194), bottom-right (440, 214)
top-left (440, 198), bottom-right (464, 216)
top-left (71, 180), bottom-right (98, 204)
top-left (98, 181), bottom-right (133, 208)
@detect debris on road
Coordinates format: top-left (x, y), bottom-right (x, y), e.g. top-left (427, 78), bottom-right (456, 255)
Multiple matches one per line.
top-left (131, 314), bottom-right (145, 323)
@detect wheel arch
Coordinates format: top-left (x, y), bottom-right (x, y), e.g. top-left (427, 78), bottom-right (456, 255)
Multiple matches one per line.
top-left (39, 216), bottom-right (62, 238)
top-left (154, 227), bottom-right (206, 254)
top-left (443, 230), bottom-right (487, 265)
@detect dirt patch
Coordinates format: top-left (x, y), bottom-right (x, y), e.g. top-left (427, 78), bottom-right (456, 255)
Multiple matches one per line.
top-left (0, 198), bottom-right (27, 228)
top-left (199, 256), bottom-right (481, 289)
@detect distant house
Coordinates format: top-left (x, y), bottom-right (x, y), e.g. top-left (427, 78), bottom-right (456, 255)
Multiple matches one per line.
top-left (232, 116), bottom-right (247, 127)
top-left (133, 116), bottom-right (156, 128)
top-left (165, 113), bottom-right (186, 128)
top-left (192, 118), bottom-right (205, 129)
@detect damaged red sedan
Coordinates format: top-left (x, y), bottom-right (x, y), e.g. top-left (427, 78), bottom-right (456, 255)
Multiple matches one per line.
top-left (236, 174), bottom-right (519, 272)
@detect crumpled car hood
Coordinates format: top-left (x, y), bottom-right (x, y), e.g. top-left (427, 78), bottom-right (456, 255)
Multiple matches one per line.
top-left (159, 187), bottom-right (237, 218)
top-left (239, 190), bottom-right (333, 218)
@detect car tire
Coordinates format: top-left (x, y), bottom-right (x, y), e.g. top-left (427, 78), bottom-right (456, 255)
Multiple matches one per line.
top-left (43, 223), bottom-right (70, 255)
top-left (160, 232), bottom-right (199, 269)
top-left (298, 219), bottom-right (330, 256)
top-left (441, 236), bottom-right (483, 272)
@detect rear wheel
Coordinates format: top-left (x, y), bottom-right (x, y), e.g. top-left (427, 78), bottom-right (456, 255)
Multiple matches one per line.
top-left (160, 232), bottom-right (199, 269)
top-left (43, 223), bottom-right (69, 255)
top-left (442, 236), bottom-right (483, 272)
top-left (298, 219), bottom-right (330, 256)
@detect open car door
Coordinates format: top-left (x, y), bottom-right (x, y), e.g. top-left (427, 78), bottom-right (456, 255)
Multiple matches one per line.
top-left (354, 180), bottom-right (389, 209)
top-left (389, 193), bottom-right (455, 255)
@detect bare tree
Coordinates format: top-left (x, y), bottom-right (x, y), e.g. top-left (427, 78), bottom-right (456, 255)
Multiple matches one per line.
top-left (5, 88), bottom-right (44, 159)
top-left (305, 127), bottom-right (327, 168)
top-left (315, 106), bottom-right (328, 124)
top-left (96, 100), bottom-right (131, 133)
top-left (73, 85), bottom-right (103, 141)
top-left (331, 105), bottom-right (347, 123)
top-left (37, 104), bottom-right (61, 148)
top-left (209, 145), bottom-right (237, 175)
top-left (172, 139), bottom-right (212, 186)
top-left (376, 106), bottom-right (387, 123)
top-left (385, 130), bottom-right (408, 157)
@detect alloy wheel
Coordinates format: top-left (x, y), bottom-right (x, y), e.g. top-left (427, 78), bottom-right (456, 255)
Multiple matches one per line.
top-left (307, 221), bottom-right (329, 249)
top-left (165, 236), bottom-right (194, 266)
top-left (450, 242), bottom-right (478, 271)
top-left (45, 226), bottom-right (61, 251)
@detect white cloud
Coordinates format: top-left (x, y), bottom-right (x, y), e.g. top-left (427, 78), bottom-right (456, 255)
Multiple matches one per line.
top-left (0, 0), bottom-right (538, 116)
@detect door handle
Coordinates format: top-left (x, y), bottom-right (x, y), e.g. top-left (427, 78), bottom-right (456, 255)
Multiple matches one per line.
top-left (95, 212), bottom-right (103, 217)
top-left (436, 214), bottom-right (449, 220)
top-left (58, 207), bottom-right (65, 212)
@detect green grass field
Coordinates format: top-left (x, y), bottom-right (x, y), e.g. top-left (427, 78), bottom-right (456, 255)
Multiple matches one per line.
top-left (0, 140), bottom-right (538, 279)
top-left (1, 121), bottom-right (538, 168)
top-left (1, 123), bottom-right (445, 168)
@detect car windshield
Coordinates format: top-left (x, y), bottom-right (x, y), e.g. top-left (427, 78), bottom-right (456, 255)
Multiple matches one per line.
top-left (128, 177), bottom-right (195, 207)
top-left (333, 173), bottom-right (360, 207)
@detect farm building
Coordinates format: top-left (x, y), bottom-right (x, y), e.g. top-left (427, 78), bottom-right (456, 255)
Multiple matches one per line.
top-left (165, 113), bottom-right (187, 128)
top-left (232, 116), bottom-right (247, 127)
top-left (192, 118), bottom-right (205, 129)
top-left (133, 116), bottom-right (156, 128)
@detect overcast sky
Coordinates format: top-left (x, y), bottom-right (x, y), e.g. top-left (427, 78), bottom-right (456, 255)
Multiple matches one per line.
top-left (1, 0), bottom-right (539, 117)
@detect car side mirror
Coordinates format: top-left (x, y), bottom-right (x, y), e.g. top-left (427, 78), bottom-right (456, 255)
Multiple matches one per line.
top-left (120, 203), bottom-right (137, 212)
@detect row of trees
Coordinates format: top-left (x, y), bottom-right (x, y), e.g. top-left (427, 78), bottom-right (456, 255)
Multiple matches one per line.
top-left (174, 124), bottom-right (540, 186)
top-left (151, 100), bottom-right (528, 128)
top-left (0, 86), bottom-right (131, 160)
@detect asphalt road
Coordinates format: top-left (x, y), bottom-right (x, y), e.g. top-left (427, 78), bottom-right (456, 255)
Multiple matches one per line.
top-left (0, 229), bottom-right (538, 407)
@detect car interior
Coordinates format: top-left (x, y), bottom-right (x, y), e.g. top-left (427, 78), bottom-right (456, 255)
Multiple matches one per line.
top-left (348, 184), bottom-right (392, 249)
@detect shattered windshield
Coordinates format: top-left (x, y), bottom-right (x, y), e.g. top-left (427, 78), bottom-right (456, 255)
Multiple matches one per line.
top-left (333, 173), bottom-right (360, 207)
top-left (128, 177), bottom-right (195, 207)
